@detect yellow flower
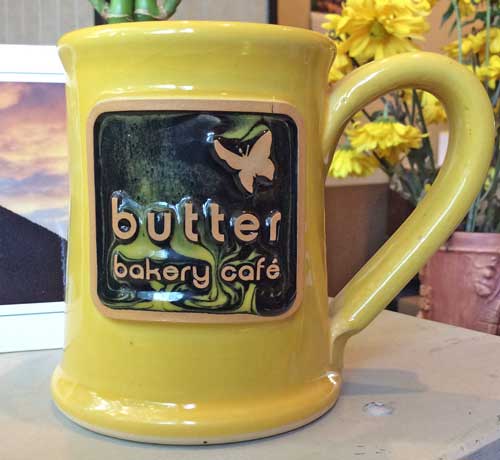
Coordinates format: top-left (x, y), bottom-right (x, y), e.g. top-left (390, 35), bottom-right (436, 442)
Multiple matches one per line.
top-left (421, 92), bottom-right (447, 124)
top-left (473, 64), bottom-right (492, 85)
top-left (444, 28), bottom-right (500, 59)
top-left (469, 56), bottom-right (500, 88)
top-left (484, 167), bottom-right (496, 191)
top-left (443, 34), bottom-right (478, 57)
top-left (402, 89), bottom-right (446, 124)
top-left (348, 119), bottom-right (425, 164)
top-left (329, 146), bottom-right (379, 178)
top-left (404, 0), bottom-right (438, 13)
top-left (458, 0), bottom-right (479, 17)
top-left (328, 41), bottom-right (354, 82)
top-left (323, 0), bottom-right (430, 63)
top-left (322, 14), bottom-right (342, 34)
top-left (487, 28), bottom-right (500, 54)
top-left (485, 55), bottom-right (500, 83)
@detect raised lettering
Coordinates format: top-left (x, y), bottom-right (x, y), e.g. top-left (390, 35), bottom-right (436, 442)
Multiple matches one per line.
top-left (268, 211), bottom-right (282, 242)
top-left (234, 213), bottom-right (259, 243)
top-left (266, 258), bottom-right (281, 280)
top-left (220, 264), bottom-right (237, 282)
top-left (180, 264), bottom-right (192, 281)
top-left (145, 258), bottom-right (161, 281)
top-left (209, 202), bottom-right (225, 243)
top-left (111, 196), bottom-right (138, 242)
top-left (147, 210), bottom-right (173, 243)
top-left (130, 264), bottom-right (145, 280)
top-left (192, 265), bottom-right (210, 289)
top-left (162, 265), bottom-right (179, 281)
top-left (113, 254), bottom-right (128, 279)
top-left (238, 264), bottom-right (255, 282)
top-left (184, 202), bottom-right (199, 242)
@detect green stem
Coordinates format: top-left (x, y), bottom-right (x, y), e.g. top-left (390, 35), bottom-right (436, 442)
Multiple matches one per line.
top-left (89, 0), bottom-right (182, 22)
top-left (465, 17), bottom-right (497, 232)
top-left (134, 0), bottom-right (159, 20)
top-left (480, 131), bottom-right (500, 201)
top-left (451, 0), bottom-right (463, 64)
top-left (373, 95), bottom-right (395, 120)
top-left (361, 109), bottom-right (374, 121)
top-left (465, 194), bottom-right (481, 232)
top-left (486, 0), bottom-right (492, 65)
top-left (392, 92), bottom-right (406, 122)
top-left (351, 57), bottom-right (361, 68)
top-left (412, 89), bottom-right (436, 174)
top-left (483, 202), bottom-right (496, 232)
top-left (89, 0), bottom-right (109, 19)
top-left (163, 0), bottom-right (183, 18)
top-left (399, 171), bottom-right (421, 206)
top-left (107, 0), bottom-right (134, 23)
top-left (135, 0), bottom-right (182, 20)
top-left (410, 91), bottom-right (417, 125)
top-left (383, 101), bottom-right (389, 119)
top-left (402, 99), bottom-right (412, 123)
top-left (373, 152), bottom-right (394, 176)
top-left (491, 81), bottom-right (500, 106)
top-left (472, 53), bottom-right (479, 71)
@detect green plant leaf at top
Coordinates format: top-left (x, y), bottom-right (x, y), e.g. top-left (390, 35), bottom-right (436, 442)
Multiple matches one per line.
top-left (90, 0), bottom-right (182, 23)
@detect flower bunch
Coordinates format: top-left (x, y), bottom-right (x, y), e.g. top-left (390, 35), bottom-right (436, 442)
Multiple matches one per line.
top-left (329, 118), bottom-right (425, 179)
top-left (323, 0), bottom-right (500, 232)
top-left (324, 0), bottom-right (431, 79)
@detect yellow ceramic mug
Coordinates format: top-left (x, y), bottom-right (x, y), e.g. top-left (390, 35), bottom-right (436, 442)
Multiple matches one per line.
top-left (52, 21), bottom-right (494, 444)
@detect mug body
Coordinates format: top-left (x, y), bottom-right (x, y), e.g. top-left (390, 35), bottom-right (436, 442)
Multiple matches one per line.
top-left (52, 21), bottom-right (337, 443)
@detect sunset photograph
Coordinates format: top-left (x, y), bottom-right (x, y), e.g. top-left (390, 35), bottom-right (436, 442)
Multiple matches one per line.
top-left (0, 82), bottom-right (68, 237)
top-left (0, 82), bottom-right (67, 305)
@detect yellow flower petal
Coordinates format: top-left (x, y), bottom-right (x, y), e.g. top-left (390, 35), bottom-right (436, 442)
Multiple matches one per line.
top-left (328, 0), bottom-right (430, 63)
top-left (421, 92), bottom-right (447, 124)
top-left (444, 28), bottom-right (500, 59)
top-left (329, 146), bottom-right (379, 178)
top-left (347, 119), bottom-right (425, 162)
top-left (328, 40), bottom-right (354, 83)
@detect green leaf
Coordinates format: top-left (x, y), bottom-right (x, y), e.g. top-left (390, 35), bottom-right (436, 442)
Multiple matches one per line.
top-left (89, 0), bottom-right (182, 22)
top-left (109, 0), bottom-right (134, 22)
top-left (157, 0), bottom-right (183, 19)
top-left (441, 2), bottom-right (455, 27)
top-left (89, 0), bottom-right (109, 19)
top-left (134, 0), bottom-right (158, 20)
top-left (461, 11), bottom-right (487, 28)
top-left (449, 18), bottom-right (457, 34)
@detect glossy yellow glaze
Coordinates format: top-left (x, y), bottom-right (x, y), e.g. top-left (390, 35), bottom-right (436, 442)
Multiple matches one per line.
top-left (52, 21), bottom-right (495, 444)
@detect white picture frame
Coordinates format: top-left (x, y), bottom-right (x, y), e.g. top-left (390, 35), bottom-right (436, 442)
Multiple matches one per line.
top-left (0, 45), bottom-right (66, 353)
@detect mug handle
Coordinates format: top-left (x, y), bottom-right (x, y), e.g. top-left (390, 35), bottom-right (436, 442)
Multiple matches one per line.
top-left (323, 52), bottom-right (495, 367)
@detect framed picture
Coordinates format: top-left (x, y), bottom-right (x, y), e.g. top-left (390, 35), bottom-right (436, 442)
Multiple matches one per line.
top-left (0, 45), bottom-right (67, 352)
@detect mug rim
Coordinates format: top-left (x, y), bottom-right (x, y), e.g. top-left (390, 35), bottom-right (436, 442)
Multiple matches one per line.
top-left (58, 20), bottom-right (335, 51)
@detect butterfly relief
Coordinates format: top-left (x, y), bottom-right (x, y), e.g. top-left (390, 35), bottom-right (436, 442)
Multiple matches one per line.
top-left (213, 130), bottom-right (275, 194)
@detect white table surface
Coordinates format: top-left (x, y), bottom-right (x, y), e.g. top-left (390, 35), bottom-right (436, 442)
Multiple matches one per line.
top-left (2, 310), bottom-right (500, 460)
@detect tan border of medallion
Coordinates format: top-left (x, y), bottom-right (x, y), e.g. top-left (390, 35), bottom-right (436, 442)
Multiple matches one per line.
top-left (87, 99), bottom-right (305, 323)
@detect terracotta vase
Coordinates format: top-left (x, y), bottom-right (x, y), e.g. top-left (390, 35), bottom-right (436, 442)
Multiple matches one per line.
top-left (419, 232), bottom-right (500, 334)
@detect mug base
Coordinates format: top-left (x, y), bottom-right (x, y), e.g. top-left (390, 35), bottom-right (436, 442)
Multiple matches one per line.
top-left (51, 365), bottom-right (341, 445)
